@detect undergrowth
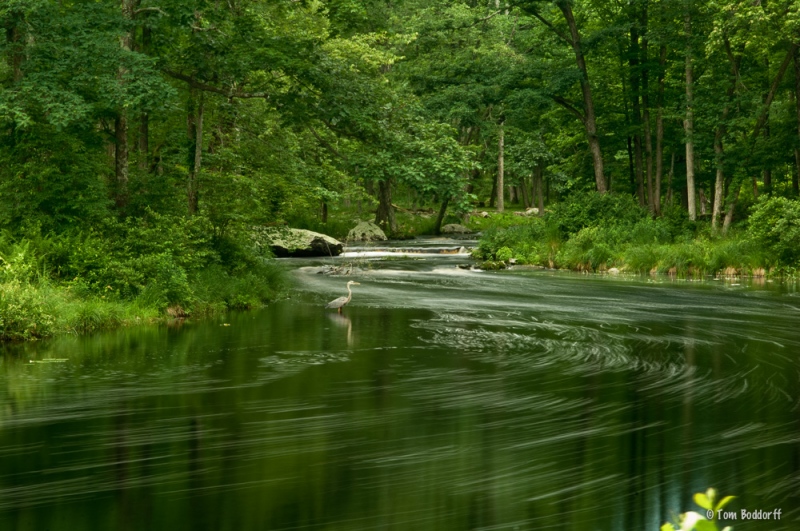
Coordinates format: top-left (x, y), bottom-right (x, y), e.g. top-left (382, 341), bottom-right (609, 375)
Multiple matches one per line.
top-left (473, 194), bottom-right (797, 277)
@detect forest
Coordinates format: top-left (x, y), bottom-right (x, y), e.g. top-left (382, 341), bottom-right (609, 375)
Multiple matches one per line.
top-left (3, 0), bottom-right (800, 340)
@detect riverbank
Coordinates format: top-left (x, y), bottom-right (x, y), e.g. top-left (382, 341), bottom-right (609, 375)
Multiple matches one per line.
top-left (0, 214), bottom-right (286, 341)
top-left (471, 193), bottom-right (800, 278)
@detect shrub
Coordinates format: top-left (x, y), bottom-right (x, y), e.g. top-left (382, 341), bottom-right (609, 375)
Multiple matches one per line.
top-left (0, 281), bottom-right (55, 340)
top-left (747, 196), bottom-right (800, 266)
top-left (547, 191), bottom-right (647, 237)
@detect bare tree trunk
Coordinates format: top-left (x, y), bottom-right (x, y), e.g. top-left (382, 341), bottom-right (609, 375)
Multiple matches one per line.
top-left (6, 23), bottom-right (23, 83)
top-left (630, 20), bottom-right (645, 206)
top-left (684, 11), bottom-right (696, 221)
top-left (520, 178), bottom-right (530, 208)
top-left (699, 188), bottom-right (707, 216)
top-left (667, 152), bottom-right (675, 205)
top-left (137, 25), bottom-right (150, 172)
top-left (434, 196), bottom-right (449, 235)
top-left (138, 114), bottom-right (149, 171)
top-left (497, 121), bottom-right (505, 211)
top-left (558, 1), bottom-right (606, 192)
top-left (763, 55), bottom-right (772, 195)
top-left (795, 46), bottom-right (800, 195)
top-left (536, 166), bottom-right (544, 215)
top-left (321, 201), bottom-right (328, 223)
top-left (712, 134), bottom-right (725, 232)
top-left (722, 182), bottom-right (741, 234)
top-left (187, 91), bottom-right (203, 215)
top-left (641, 9), bottom-right (655, 213)
top-left (115, 0), bottom-right (136, 210)
top-left (115, 114), bottom-right (129, 209)
top-left (654, 45), bottom-right (666, 215)
top-left (375, 179), bottom-right (397, 233)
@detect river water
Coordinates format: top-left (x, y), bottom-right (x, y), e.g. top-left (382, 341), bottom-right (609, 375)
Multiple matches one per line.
top-left (1, 238), bottom-right (799, 530)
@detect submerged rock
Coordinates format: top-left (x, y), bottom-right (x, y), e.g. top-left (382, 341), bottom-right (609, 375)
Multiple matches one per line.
top-left (441, 223), bottom-right (472, 234)
top-left (254, 227), bottom-right (343, 257)
top-left (347, 221), bottom-right (387, 242)
top-left (479, 260), bottom-right (507, 270)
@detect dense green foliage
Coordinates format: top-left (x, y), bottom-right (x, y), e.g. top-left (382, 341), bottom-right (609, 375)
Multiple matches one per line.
top-left (472, 193), bottom-right (795, 275)
top-left (5, 0), bottom-right (800, 338)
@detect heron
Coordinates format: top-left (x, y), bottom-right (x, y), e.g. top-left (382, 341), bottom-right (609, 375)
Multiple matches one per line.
top-left (326, 281), bottom-right (360, 313)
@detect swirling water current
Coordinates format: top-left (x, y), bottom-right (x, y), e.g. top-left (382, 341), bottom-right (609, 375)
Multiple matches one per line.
top-left (1, 239), bottom-right (799, 530)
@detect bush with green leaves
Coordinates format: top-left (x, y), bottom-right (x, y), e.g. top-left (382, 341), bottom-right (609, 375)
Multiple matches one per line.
top-left (0, 281), bottom-right (55, 340)
top-left (747, 196), bottom-right (800, 267)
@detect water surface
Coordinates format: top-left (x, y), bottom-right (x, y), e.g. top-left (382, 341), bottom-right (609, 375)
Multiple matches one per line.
top-left (1, 243), bottom-right (799, 530)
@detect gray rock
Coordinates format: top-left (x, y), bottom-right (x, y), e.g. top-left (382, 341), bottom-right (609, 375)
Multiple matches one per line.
top-left (441, 223), bottom-right (472, 234)
top-left (347, 221), bottom-right (387, 242)
top-left (525, 207), bottom-right (539, 216)
top-left (608, 267), bottom-right (620, 275)
top-left (254, 227), bottom-right (343, 257)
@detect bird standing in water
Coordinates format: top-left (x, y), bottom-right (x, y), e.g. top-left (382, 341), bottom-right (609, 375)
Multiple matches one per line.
top-left (326, 281), bottom-right (360, 313)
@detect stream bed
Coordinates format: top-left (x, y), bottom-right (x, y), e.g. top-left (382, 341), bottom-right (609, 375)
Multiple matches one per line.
top-left (1, 238), bottom-right (799, 530)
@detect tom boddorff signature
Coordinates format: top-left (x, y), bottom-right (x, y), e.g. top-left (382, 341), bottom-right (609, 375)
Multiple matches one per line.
top-left (707, 508), bottom-right (782, 520)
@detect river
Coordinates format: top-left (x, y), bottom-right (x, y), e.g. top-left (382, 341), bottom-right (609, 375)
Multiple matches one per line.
top-left (1, 238), bottom-right (798, 530)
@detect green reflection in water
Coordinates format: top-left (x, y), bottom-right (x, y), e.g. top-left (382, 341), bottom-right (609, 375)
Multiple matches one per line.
top-left (1, 262), bottom-right (799, 530)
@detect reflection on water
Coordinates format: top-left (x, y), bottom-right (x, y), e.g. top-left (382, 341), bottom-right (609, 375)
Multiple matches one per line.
top-left (1, 252), bottom-right (799, 530)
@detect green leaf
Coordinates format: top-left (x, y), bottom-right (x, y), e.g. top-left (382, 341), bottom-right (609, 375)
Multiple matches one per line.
top-left (715, 496), bottom-right (736, 511)
top-left (661, 524), bottom-right (677, 531)
top-left (694, 492), bottom-right (713, 511)
top-left (694, 520), bottom-right (718, 531)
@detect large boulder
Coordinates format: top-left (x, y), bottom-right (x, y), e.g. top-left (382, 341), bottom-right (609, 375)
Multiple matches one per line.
top-left (347, 221), bottom-right (387, 242)
top-left (254, 227), bottom-right (344, 257)
top-left (441, 223), bottom-right (472, 234)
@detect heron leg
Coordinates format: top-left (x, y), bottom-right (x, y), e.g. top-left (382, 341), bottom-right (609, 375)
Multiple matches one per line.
top-left (338, 307), bottom-right (342, 314)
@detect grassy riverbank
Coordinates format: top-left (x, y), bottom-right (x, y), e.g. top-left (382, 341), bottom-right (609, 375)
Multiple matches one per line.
top-left (0, 213), bottom-right (285, 341)
top-left (472, 193), bottom-right (800, 277)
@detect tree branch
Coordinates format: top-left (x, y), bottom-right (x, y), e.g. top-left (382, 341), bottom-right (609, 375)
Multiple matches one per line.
top-left (134, 7), bottom-right (168, 16)
top-left (524, 8), bottom-right (573, 47)
top-left (162, 69), bottom-right (269, 99)
top-left (465, 10), bottom-right (503, 28)
top-left (751, 43), bottom-right (797, 142)
top-left (308, 125), bottom-right (348, 162)
top-left (551, 95), bottom-right (585, 123)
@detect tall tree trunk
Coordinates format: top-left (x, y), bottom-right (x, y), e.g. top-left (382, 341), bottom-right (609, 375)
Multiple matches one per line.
top-left (712, 62), bottom-right (737, 231)
top-left (763, 56), bottom-right (772, 194)
top-left (375, 179), bottom-right (397, 233)
top-left (641, 7), bottom-right (655, 213)
top-left (712, 133), bottom-right (725, 232)
top-left (187, 91), bottom-right (203, 215)
top-left (630, 21), bottom-right (645, 206)
top-left (6, 24), bottom-right (23, 83)
top-left (115, 114), bottom-right (129, 209)
top-left (115, 0), bottom-right (136, 210)
top-left (795, 46), bottom-right (800, 195)
top-left (684, 10), bottom-right (696, 221)
top-left (558, 1), bottom-right (606, 192)
top-left (535, 165), bottom-right (544, 215)
top-left (434, 196), bottom-right (450, 235)
top-left (520, 178), bottom-right (530, 208)
top-left (497, 121), bottom-right (505, 211)
top-left (654, 45), bottom-right (666, 215)
top-left (722, 182), bottom-right (741, 234)
top-left (137, 26), bottom-right (151, 171)
top-left (138, 114), bottom-right (149, 171)
top-left (667, 152), bottom-right (675, 205)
